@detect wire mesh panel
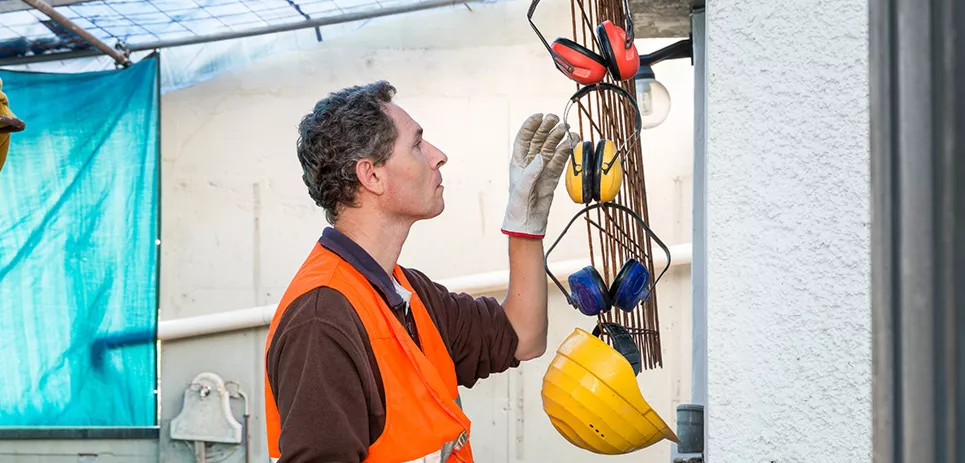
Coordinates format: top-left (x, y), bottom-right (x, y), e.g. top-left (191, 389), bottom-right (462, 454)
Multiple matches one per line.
top-left (0, 0), bottom-right (430, 60)
top-left (564, 0), bottom-right (664, 369)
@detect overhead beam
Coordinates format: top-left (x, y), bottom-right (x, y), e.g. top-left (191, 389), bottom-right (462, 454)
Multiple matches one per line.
top-left (0, 0), bottom-right (95, 13)
top-left (628, 0), bottom-right (693, 38)
top-left (21, 0), bottom-right (131, 66)
top-left (284, 0), bottom-right (323, 42)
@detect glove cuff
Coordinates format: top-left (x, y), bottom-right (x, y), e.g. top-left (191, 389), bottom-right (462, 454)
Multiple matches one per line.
top-left (500, 228), bottom-right (545, 240)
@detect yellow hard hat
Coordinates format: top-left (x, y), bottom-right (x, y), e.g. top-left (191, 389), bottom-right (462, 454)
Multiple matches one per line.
top-left (541, 323), bottom-right (680, 455)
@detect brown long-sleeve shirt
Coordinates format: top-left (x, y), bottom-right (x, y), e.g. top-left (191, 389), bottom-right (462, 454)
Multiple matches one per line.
top-left (265, 228), bottom-right (521, 462)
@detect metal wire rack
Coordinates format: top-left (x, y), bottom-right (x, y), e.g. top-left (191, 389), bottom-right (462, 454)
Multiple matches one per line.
top-left (0, 0), bottom-right (468, 62)
top-left (564, 0), bottom-right (665, 369)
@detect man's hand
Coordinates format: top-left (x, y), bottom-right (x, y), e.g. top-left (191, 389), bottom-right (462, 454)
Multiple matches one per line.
top-left (500, 113), bottom-right (580, 239)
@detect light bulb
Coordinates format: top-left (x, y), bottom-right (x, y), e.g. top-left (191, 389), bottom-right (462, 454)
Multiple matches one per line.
top-left (635, 77), bottom-right (671, 129)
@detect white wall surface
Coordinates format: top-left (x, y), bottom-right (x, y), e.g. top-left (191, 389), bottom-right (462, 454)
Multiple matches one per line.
top-left (155, 0), bottom-right (695, 461)
top-left (705, 1), bottom-right (871, 462)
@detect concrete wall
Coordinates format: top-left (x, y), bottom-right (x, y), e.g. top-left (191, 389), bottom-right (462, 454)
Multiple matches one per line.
top-left (704, 0), bottom-right (871, 462)
top-left (0, 440), bottom-right (156, 463)
top-left (156, 0), bottom-right (695, 462)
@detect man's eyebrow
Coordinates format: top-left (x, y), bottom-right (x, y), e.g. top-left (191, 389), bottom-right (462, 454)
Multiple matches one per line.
top-left (415, 127), bottom-right (423, 138)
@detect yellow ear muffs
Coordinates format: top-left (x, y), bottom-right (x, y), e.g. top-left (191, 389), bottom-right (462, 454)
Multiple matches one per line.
top-left (566, 140), bottom-right (596, 204)
top-left (595, 139), bottom-right (622, 202)
top-left (560, 83), bottom-right (642, 205)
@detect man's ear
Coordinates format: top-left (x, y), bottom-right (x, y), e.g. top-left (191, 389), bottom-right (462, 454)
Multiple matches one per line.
top-left (355, 158), bottom-right (384, 195)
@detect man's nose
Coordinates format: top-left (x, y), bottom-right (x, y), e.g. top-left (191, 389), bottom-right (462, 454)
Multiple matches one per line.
top-left (427, 141), bottom-right (447, 168)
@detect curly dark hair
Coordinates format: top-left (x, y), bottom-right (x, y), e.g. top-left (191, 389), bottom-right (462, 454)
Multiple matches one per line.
top-left (296, 81), bottom-right (399, 224)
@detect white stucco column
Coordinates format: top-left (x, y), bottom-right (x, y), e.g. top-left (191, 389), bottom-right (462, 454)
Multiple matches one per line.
top-left (703, 1), bottom-right (871, 461)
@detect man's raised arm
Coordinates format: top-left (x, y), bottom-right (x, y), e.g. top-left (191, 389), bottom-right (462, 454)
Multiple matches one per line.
top-left (498, 113), bottom-right (579, 360)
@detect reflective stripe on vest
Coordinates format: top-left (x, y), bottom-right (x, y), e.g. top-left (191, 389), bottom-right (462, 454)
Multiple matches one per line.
top-left (263, 243), bottom-right (474, 462)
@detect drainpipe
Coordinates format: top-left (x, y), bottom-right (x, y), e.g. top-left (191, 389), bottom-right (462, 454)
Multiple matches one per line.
top-left (870, 0), bottom-right (965, 459)
top-left (21, 0), bottom-right (131, 67)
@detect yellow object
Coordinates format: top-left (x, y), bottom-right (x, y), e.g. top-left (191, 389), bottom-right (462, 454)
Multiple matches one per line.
top-left (541, 327), bottom-right (680, 455)
top-left (560, 82), bottom-right (641, 206)
top-left (564, 141), bottom-right (588, 204)
top-left (0, 77), bottom-right (26, 173)
top-left (564, 140), bottom-right (625, 205)
top-left (596, 139), bottom-right (623, 202)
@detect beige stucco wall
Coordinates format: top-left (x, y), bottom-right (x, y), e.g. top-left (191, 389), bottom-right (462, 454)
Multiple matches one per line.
top-left (705, 0), bottom-right (871, 461)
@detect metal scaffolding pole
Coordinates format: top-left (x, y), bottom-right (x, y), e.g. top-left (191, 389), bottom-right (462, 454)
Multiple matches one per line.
top-left (870, 0), bottom-right (964, 461)
top-left (21, 0), bottom-right (131, 66)
top-left (2, 0), bottom-right (482, 66)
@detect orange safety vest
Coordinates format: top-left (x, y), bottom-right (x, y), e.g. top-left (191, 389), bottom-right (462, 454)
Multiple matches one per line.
top-left (264, 242), bottom-right (474, 462)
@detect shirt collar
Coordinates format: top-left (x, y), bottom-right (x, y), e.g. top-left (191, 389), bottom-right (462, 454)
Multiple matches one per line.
top-left (317, 226), bottom-right (405, 308)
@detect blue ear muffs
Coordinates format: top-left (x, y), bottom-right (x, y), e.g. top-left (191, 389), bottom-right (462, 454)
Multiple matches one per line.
top-left (544, 202), bottom-right (673, 319)
top-left (568, 266), bottom-right (611, 316)
top-left (565, 259), bottom-right (650, 315)
top-left (609, 259), bottom-right (650, 312)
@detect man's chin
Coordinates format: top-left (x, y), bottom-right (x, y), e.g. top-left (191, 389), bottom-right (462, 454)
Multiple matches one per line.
top-left (429, 201), bottom-right (445, 218)
top-left (410, 202), bottom-right (445, 222)
top-left (427, 200), bottom-right (445, 219)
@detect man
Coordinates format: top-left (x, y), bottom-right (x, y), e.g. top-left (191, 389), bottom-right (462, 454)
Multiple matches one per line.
top-left (264, 81), bottom-right (578, 462)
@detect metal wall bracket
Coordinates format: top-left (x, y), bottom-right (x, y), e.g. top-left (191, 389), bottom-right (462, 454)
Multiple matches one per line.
top-left (170, 372), bottom-right (243, 445)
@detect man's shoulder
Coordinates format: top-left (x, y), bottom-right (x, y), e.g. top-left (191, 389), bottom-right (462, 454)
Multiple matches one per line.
top-left (279, 286), bottom-right (356, 322)
top-left (270, 286), bottom-right (369, 352)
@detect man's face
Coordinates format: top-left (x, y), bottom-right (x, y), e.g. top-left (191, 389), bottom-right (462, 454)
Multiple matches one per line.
top-left (379, 102), bottom-right (448, 222)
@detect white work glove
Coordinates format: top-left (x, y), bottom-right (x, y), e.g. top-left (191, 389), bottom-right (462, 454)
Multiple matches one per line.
top-left (501, 113), bottom-right (580, 239)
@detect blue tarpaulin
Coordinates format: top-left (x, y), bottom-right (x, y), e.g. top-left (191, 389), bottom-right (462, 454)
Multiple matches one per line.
top-left (0, 54), bottom-right (159, 427)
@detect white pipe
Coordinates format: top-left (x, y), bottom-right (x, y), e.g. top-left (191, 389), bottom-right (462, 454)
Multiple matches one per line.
top-left (158, 304), bottom-right (276, 341)
top-left (157, 242), bottom-right (692, 341)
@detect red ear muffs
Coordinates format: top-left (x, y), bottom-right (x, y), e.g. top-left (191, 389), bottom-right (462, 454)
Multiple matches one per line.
top-left (551, 38), bottom-right (608, 85)
top-left (530, 0), bottom-right (638, 84)
top-left (596, 20), bottom-right (640, 81)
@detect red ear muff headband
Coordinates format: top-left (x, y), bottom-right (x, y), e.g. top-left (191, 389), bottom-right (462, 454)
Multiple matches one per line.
top-left (561, 82), bottom-right (643, 181)
top-left (529, 0), bottom-right (638, 84)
